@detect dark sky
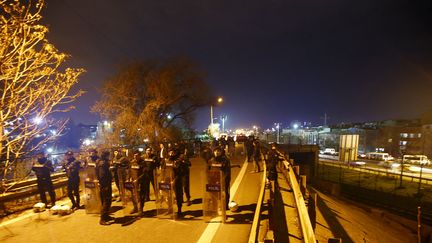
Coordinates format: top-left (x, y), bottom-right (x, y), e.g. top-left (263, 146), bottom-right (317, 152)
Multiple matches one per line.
top-left (42, 0), bottom-right (432, 130)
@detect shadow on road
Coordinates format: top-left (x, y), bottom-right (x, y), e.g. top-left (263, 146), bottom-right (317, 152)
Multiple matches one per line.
top-left (225, 203), bottom-right (256, 224)
top-left (273, 179), bottom-right (289, 243)
top-left (316, 194), bottom-right (354, 243)
top-left (191, 198), bottom-right (202, 205)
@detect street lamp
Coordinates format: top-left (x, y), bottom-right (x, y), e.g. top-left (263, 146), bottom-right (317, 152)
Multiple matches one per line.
top-left (210, 97), bottom-right (223, 125)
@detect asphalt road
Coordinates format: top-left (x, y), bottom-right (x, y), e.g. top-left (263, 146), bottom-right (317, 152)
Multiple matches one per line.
top-left (0, 146), bottom-right (263, 243)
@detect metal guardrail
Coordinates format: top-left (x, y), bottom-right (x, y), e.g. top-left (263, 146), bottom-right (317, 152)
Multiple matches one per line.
top-left (281, 159), bottom-right (317, 243)
top-left (248, 161), bottom-right (267, 243)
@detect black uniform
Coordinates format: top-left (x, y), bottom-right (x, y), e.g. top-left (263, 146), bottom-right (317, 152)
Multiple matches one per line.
top-left (209, 154), bottom-right (231, 208)
top-left (179, 154), bottom-right (191, 203)
top-left (166, 154), bottom-right (185, 214)
top-left (32, 156), bottom-right (56, 206)
top-left (110, 153), bottom-right (127, 193)
top-left (62, 156), bottom-right (81, 208)
top-left (245, 138), bottom-right (254, 162)
top-left (253, 141), bottom-right (262, 172)
top-left (129, 156), bottom-right (143, 213)
top-left (96, 154), bottom-right (113, 223)
top-left (265, 148), bottom-right (283, 181)
top-left (142, 153), bottom-right (159, 201)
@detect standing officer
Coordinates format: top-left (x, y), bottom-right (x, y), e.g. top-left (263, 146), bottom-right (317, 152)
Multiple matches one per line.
top-left (208, 147), bottom-right (231, 208)
top-left (245, 137), bottom-right (254, 162)
top-left (62, 151), bottom-right (81, 210)
top-left (167, 149), bottom-right (185, 217)
top-left (129, 150), bottom-right (143, 215)
top-left (179, 152), bottom-right (192, 206)
top-left (142, 147), bottom-right (159, 202)
top-left (32, 151), bottom-right (56, 207)
top-left (265, 143), bottom-right (284, 181)
top-left (110, 149), bottom-right (127, 201)
top-left (252, 140), bottom-right (262, 173)
top-left (97, 151), bottom-right (114, 226)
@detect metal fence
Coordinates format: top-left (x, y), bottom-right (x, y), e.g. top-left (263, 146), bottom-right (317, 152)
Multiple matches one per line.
top-left (317, 160), bottom-right (432, 224)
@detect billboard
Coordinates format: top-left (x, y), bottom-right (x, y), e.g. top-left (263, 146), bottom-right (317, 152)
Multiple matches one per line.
top-left (339, 134), bottom-right (359, 162)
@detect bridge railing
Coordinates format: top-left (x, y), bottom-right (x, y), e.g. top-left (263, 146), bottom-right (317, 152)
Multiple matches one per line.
top-left (248, 159), bottom-right (267, 243)
top-left (280, 158), bottom-right (317, 243)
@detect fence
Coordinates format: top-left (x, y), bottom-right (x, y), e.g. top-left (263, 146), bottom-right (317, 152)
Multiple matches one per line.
top-left (317, 160), bottom-right (432, 224)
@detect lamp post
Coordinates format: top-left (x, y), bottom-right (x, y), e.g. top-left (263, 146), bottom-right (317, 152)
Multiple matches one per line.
top-left (210, 97), bottom-right (223, 125)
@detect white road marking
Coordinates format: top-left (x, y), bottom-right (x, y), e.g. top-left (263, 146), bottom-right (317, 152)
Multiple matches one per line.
top-left (197, 158), bottom-right (248, 243)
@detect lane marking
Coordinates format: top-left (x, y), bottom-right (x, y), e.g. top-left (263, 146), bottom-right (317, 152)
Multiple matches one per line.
top-left (197, 158), bottom-right (248, 243)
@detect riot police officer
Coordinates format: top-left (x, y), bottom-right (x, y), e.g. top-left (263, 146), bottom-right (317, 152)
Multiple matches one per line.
top-left (62, 151), bottom-right (81, 209)
top-left (142, 147), bottom-right (159, 202)
top-left (265, 143), bottom-right (284, 181)
top-left (110, 149), bottom-right (128, 201)
top-left (252, 140), bottom-right (262, 173)
top-left (208, 147), bottom-right (231, 208)
top-left (179, 152), bottom-right (192, 206)
top-left (167, 149), bottom-right (185, 217)
top-left (129, 151), bottom-right (143, 214)
top-left (32, 151), bottom-right (56, 207)
top-left (97, 151), bottom-right (113, 225)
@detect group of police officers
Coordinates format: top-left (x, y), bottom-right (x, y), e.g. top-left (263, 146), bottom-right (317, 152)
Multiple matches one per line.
top-left (32, 140), bottom-right (282, 226)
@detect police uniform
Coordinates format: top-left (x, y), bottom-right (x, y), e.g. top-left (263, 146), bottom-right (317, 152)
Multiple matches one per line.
top-left (179, 154), bottom-right (192, 205)
top-left (97, 152), bottom-right (113, 225)
top-left (265, 146), bottom-right (284, 181)
top-left (63, 152), bottom-right (81, 209)
top-left (32, 154), bottom-right (56, 206)
top-left (166, 152), bottom-right (184, 215)
top-left (209, 152), bottom-right (231, 208)
top-left (129, 155), bottom-right (143, 213)
top-left (142, 151), bottom-right (159, 201)
top-left (110, 152), bottom-right (127, 196)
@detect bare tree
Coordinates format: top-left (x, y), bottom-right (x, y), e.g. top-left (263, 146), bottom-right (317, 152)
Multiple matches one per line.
top-left (92, 58), bottom-right (212, 146)
top-left (0, 0), bottom-right (84, 180)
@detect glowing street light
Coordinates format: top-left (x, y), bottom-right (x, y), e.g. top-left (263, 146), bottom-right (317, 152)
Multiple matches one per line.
top-left (210, 96), bottom-right (223, 125)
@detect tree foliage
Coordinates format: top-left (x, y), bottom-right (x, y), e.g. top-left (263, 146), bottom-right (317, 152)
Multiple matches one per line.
top-left (0, 0), bottom-right (84, 178)
top-left (92, 58), bottom-right (212, 146)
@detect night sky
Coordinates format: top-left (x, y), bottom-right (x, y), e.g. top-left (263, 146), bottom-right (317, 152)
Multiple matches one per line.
top-left (42, 0), bottom-right (432, 130)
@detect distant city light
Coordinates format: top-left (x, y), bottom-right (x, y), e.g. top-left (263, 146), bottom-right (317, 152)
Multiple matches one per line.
top-left (103, 120), bottom-right (109, 126)
top-left (293, 123), bottom-right (299, 129)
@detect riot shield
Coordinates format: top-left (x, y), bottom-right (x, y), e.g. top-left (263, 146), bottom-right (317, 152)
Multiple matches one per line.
top-left (118, 167), bottom-right (140, 216)
top-left (203, 168), bottom-right (226, 223)
top-left (82, 164), bottom-right (102, 214)
top-left (154, 166), bottom-right (175, 219)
